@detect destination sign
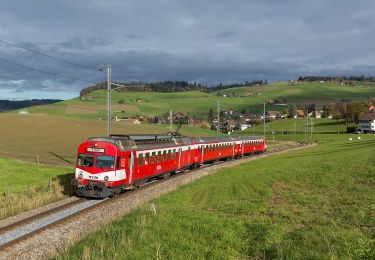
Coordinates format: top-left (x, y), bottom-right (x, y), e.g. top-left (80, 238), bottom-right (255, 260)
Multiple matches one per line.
top-left (87, 147), bottom-right (105, 153)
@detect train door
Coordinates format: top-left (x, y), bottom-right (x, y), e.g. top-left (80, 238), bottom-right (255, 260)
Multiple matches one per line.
top-left (187, 147), bottom-right (191, 167)
top-left (128, 152), bottom-right (134, 184)
top-left (178, 148), bottom-right (182, 169)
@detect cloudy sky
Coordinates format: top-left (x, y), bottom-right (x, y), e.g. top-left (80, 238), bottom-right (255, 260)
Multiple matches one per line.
top-left (0, 0), bottom-right (374, 99)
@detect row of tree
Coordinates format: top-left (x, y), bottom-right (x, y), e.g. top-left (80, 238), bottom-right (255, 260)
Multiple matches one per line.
top-left (79, 80), bottom-right (267, 96)
top-left (298, 75), bottom-right (375, 82)
top-left (0, 99), bottom-right (61, 112)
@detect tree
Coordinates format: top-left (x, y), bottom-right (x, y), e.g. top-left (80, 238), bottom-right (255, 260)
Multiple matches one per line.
top-left (207, 108), bottom-right (214, 122)
top-left (287, 104), bottom-right (296, 118)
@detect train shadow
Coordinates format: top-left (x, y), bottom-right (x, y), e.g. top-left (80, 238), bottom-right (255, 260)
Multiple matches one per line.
top-left (55, 172), bottom-right (75, 196)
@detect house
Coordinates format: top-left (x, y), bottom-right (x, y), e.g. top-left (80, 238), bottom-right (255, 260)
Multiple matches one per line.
top-left (296, 110), bottom-right (305, 118)
top-left (266, 111), bottom-right (286, 119)
top-left (358, 112), bottom-right (375, 133)
top-left (115, 116), bottom-right (141, 124)
top-left (235, 124), bottom-right (249, 131)
top-left (18, 110), bottom-right (28, 115)
top-left (265, 111), bottom-right (278, 119)
top-left (308, 111), bottom-right (322, 118)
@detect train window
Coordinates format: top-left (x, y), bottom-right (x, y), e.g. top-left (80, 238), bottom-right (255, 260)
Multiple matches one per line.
top-left (163, 151), bottom-right (166, 161)
top-left (77, 154), bottom-right (94, 167)
top-left (138, 154), bottom-right (143, 166)
top-left (96, 155), bottom-right (115, 169)
top-left (168, 150), bottom-right (171, 160)
top-left (145, 153), bottom-right (150, 164)
top-left (172, 149), bottom-right (176, 160)
top-left (151, 152), bottom-right (156, 164)
top-left (158, 151), bottom-right (162, 162)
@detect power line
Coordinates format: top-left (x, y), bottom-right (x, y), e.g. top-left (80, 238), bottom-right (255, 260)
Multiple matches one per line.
top-left (0, 74), bottom-right (79, 94)
top-left (0, 56), bottom-right (96, 85)
top-left (0, 39), bottom-right (98, 72)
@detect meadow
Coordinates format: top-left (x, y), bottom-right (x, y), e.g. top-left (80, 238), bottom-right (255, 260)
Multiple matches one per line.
top-left (29, 81), bottom-right (375, 119)
top-left (56, 134), bottom-right (375, 259)
top-left (0, 157), bottom-right (71, 219)
top-left (241, 118), bottom-right (355, 136)
top-left (0, 113), bottom-right (217, 166)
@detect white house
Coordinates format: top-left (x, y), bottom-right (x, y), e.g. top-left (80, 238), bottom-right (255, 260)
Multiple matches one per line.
top-left (358, 112), bottom-right (375, 133)
top-left (18, 110), bottom-right (28, 115)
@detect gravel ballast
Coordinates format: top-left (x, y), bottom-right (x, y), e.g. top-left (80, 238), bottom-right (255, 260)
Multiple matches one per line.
top-left (0, 145), bottom-right (311, 260)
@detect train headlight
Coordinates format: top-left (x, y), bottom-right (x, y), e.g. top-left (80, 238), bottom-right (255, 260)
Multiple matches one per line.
top-left (78, 173), bottom-right (83, 179)
top-left (104, 176), bottom-right (109, 181)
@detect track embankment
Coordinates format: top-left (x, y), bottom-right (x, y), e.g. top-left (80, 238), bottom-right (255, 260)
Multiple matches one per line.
top-left (0, 144), bottom-right (314, 260)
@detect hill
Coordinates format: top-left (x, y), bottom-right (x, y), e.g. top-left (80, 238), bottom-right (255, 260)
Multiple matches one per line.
top-left (28, 81), bottom-right (375, 120)
top-left (0, 99), bottom-right (61, 112)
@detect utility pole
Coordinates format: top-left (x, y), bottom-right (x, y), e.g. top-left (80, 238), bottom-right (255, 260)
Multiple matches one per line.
top-left (310, 117), bottom-right (313, 142)
top-left (107, 65), bottom-right (112, 136)
top-left (305, 109), bottom-right (308, 143)
top-left (263, 102), bottom-right (266, 137)
top-left (217, 100), bottom-right (220, 135)
top-left (99, 64), bottom-right (128, 137)
top-left (170, 109), bottom-right (173, 132)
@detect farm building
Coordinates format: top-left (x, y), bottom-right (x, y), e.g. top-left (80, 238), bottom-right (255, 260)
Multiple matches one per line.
top-left (115, 117), bottom-right (141, 124)
top-left (296, 110), bottom-right (305, 118)
top-left (358, 112), bottom-right (375, 133)
top-left (266, 111), bottom-right (286, 119)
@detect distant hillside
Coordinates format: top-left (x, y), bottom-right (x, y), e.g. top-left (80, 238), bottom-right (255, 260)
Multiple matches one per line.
top-left (80, 80), bottom-right (266, 96)
top-left (0, 99), bottom-right (62, 112)
top-left (29, 81), bottom-right (375, 120)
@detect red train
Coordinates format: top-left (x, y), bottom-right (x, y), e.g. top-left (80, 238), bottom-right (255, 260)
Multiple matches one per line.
top-left (72, 134), bottom-right (267, 198)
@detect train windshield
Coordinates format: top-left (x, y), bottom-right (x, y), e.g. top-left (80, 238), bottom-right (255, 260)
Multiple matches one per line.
top-left (96, 155), bottom-right (115, 169)
top-left (77, 154), bottom-right (94, 167)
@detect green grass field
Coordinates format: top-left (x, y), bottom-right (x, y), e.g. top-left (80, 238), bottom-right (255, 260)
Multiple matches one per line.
top-left (0, 157), bottom-right (69, 194)
top-left (0, 157), bottom-right (71, 219)
top-left (56, 134), bottom-right (375, 259)
top-left (29, 81), bottom-right (375, 119)
top-left (240, 118), bottom-right (355, 135)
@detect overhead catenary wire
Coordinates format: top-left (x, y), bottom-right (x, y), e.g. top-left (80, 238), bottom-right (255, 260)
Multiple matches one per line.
top-left (0, 39), bottom-right (98, 72)
top-left (0, 56), bottom-right (96, 85)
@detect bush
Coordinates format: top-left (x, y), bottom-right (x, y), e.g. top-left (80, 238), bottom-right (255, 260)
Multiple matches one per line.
top-left (347, 126), bottom-right (357, 133)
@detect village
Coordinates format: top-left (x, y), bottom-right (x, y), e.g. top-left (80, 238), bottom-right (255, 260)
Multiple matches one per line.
top-left (113, 102), bottom-right (375, 134)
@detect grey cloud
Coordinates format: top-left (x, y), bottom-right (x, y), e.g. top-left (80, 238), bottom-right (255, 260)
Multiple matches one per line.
top-left (0, 0), bottom-right (375, 99)
top-left (215, 30), bottom-right (235, 39)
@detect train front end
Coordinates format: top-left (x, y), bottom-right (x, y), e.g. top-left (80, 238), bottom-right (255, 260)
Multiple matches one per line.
top-left (72, 139), bottom-right (125, 198)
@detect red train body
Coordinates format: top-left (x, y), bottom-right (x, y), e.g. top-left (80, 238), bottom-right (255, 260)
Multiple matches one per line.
top-left (72, 134), bottom-right (267, 198)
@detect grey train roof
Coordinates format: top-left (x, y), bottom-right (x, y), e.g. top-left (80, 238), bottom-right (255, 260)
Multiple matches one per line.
top-left (88, 134), bottom-right (264, 151)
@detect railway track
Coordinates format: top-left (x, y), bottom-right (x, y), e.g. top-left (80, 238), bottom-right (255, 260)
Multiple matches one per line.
top-left (0, 144), bottom-right (306, 253)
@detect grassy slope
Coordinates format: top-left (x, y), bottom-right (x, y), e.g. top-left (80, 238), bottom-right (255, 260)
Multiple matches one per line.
top-left (29, 81), bottom-right (375, 119)
top-left (0, 157), bottom-right (71, 219)
top-left (240, 118), bottom-right (355, 135)
top-left (56, 134), bottom-right (375, 259)
top-left (0, 157), bottom-right (69, 193)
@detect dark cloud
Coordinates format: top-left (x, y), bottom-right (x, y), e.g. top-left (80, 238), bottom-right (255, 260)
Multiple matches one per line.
top-left (0, 0), bottom-right (374, 99)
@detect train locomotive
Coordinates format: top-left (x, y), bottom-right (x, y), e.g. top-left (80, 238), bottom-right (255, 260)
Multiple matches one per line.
top-left (72, 134), bottom-right (267, 198)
